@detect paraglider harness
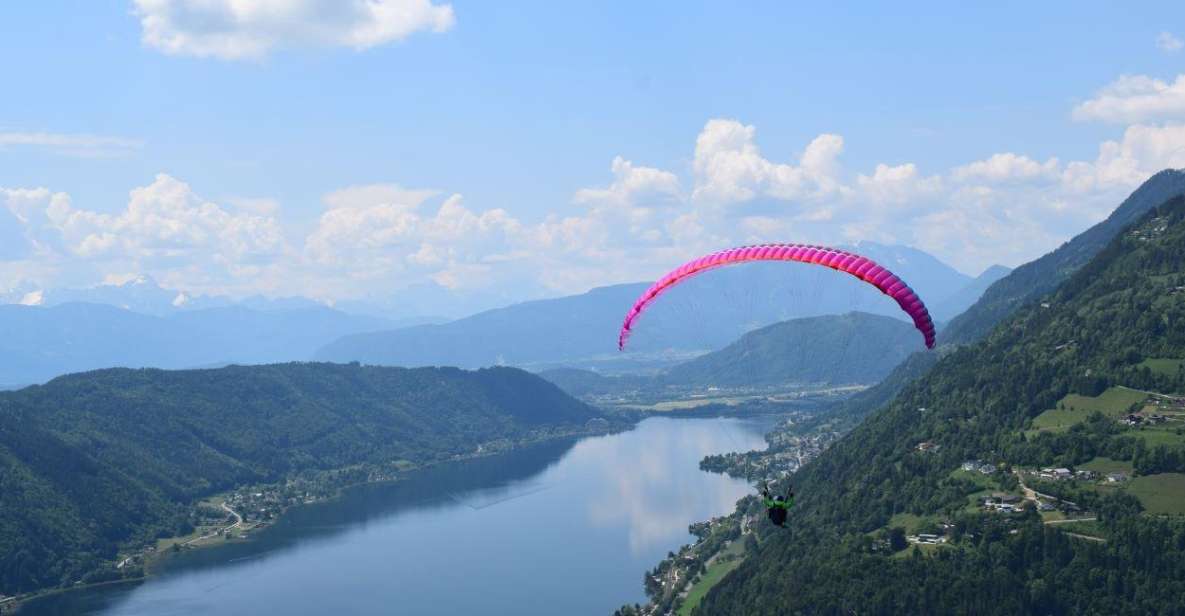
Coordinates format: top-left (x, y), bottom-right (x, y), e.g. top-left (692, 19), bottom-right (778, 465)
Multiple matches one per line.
top-left (761, 481), bottom-right (794, 527)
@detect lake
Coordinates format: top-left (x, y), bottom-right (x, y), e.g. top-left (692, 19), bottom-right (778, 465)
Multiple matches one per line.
top-left (21, 416), bottom-right (774, 616)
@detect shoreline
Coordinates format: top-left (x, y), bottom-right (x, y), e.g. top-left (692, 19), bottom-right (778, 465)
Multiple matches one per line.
top-left (6, 420), bottom-right (629, 614)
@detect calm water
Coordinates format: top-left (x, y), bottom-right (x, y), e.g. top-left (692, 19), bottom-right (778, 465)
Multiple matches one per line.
top-left (22, 417), bottom-right (773, 616)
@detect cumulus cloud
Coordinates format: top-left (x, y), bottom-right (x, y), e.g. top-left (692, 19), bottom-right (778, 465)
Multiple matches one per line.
top-left (1072, 74), bottom-right (1185, 124)
top-left (950, 153), bottom-right (1059, 183)
top-left (1158, 31), bottom-right (1183, 53)
top-left (692, 119), bottom-right (845, 205)
top-left (133, 0), bottom-right (455, 60)
top-left (0, 131), bottom-right (143, 157)
top-left (1, 174), bottom-right (287, 294)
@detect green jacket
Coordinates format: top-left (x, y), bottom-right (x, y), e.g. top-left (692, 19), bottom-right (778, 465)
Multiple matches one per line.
top-left (764, 495), bottom-right (794, 510)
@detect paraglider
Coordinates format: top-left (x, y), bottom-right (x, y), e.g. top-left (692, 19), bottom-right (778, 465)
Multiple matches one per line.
top-left (617, 243), bottom-right (937, 351)
top-left (761, 482), bottom-right (794, 527)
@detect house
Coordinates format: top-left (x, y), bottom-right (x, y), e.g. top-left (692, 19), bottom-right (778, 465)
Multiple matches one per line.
top-left (1075, 470), bottom-right (1098, 480)
top-left (961, 460), bottom-right (984, 472)
top-left (916, 441), bottom-right (939, 452)
top-left (1039, 467), bottom-right (1072, 480)
top-left (1106, 472), bottom-right (1129, 483)
top-left (979, 463), bottom-right (997, 475)
top-left (1123, 414), bottom-right (1144, 426)
top-left (1038, 502), bottom-right (1056, 512)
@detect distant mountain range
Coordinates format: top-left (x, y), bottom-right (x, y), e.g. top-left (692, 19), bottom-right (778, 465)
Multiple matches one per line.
top-left (316, 243), bottom-right (1006, 371)
top-left (0, 242), bottom-right (1001, 384)
top-left (0, 303), bottom-right (394, 385)
top-left (0, 275), bottom-right (447, 325)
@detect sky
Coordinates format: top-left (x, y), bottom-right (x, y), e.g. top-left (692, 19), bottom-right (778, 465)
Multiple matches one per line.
top-left (3, 1), bottom-right (1185, 314)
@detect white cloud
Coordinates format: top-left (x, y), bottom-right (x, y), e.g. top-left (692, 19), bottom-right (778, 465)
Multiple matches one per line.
top-left (133, 0), bottom-right (455, 60)
top-left (951, 153), bottom-right (1059, 183)
top-left (0, 131), bottom-right (143, 157)
top-left (6, 93), bottom-right (1185, 304)
top-left (2, 174), bottom-right (287, 294)
top-left (691, 119), bottom-right (845, 205)
top-left (1157, 31), bottom-right (1183, 53)
top-left (1072, 74), bottom-right (1185, 124)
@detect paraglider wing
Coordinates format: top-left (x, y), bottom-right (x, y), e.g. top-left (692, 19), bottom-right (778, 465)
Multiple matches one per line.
top-left (617, 243), bottom-right (937, 350)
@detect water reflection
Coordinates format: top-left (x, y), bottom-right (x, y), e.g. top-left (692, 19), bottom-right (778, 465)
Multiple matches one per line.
top-left (21, 417), bottom-right (772, 616)
top-left (576, 418), bottom-right (767, 553)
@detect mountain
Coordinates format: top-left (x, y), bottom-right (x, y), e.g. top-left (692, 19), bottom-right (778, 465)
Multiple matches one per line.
top-left (941, 168), bottom-right (1185, 345)
top-left (20, 276), bottom-right (232, 315)
top-left (812, 170), bottom-right (1185, 434)
top-left (0, 363), bottom-right (600, 595)
top-left (0, 303), bottom-right (394, 384)
top-left (317, 243), bottom-right (979, 371)
top-left (540, 312), bottom-right (920, 404)
top-left (661, 312), bottom-right (922, 387)
top-left (928, 264), bottom-right (1011, 322)
top-left (694, 195), bottom-right (1185, 613)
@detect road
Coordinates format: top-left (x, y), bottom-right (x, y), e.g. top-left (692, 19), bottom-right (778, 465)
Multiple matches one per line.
top-left (1014, 470), bottom-right (1105, 540)
top-left (183, 502), bottom-right (242, 546)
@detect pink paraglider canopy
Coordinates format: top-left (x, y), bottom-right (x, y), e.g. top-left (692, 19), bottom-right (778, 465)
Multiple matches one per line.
top-left (618, 243), bottom-right (937, 351)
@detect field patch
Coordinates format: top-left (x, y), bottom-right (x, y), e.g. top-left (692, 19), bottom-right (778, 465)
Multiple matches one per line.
top-left (1031, 387), bottom-right (1148, 432)
top-left (1080, 457), bottom-right (1134, 475)
top-left (1138, 358), bottom-right (1185, 377)
top-left (1126, 473), bottom-right (1185, 515)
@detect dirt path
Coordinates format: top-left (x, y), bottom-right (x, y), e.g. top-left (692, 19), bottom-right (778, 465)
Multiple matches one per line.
top-left (1064, 532), bottom-right (1106, 543)
top-left (1045, 517), bottom-right (1097, 525)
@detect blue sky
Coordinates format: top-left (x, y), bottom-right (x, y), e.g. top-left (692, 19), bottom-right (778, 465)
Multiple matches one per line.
top-left (3, 1), bottom-right (1185, 311)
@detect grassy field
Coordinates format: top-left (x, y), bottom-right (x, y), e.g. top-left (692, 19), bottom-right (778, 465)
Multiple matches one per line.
top-left (1127, 426), bottom-right (1185, 448)
top-left (887, 513), bottom-right (929, 534)
top-left (678, 541), bottom-right (746, 616)
top-left (950, 468), bottom-right (999, 490)
top-left (631, 396), bottom-right (750, 411)
top-left (1031, 387), bottom-right (1148, 432)
top-left (1126, 473), bottom-right (1185, 515)
top-left (891, 543), bottom-right (945, 559)
top-left (1080, 457), bottom-right (1134, 474)
top-left (1054, 519), bottom-right (1106, 539)
top-left (1138, 358), bottom-right (1185, 377)
top-left (962, 489), bottom-right (993, 515)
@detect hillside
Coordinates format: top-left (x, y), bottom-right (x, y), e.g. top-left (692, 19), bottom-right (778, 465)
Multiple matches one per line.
top-left (540, 312), bottom-right (921, 404)
top-left (805, 170), bottom-right (1185, 435)
top-left (929, 264), bottom-right (1011, 322)
top-left (0, 303), bottom-right (393, 384)
top-left (317, 243), bottom-right (978, 371)
top-left (942, 168), bottom-right (1185, 345)
top-left (661, 312), bottom-right (922, 387)
top-left (0, 363), bottom-right (600, 595)
top-left (694, 196), bottom-right (1185, 613)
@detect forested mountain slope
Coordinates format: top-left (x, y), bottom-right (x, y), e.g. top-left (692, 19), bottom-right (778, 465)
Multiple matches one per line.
top-left (698, 196), bottom-right (1185, 614)
top-left (662, 313), bottom-right (922, 388)
top-left (0, 363), bottom-right (599, 595)
top-left (816, 170), bottom-right (1185, 433)
top-left (942, 168), bottom-right (1185, 345)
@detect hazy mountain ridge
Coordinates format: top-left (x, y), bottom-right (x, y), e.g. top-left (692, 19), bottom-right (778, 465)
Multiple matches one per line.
top-left (317, 243), bottom-right (985, 371)
top-left (0, 303), bottom-right (395, 384)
